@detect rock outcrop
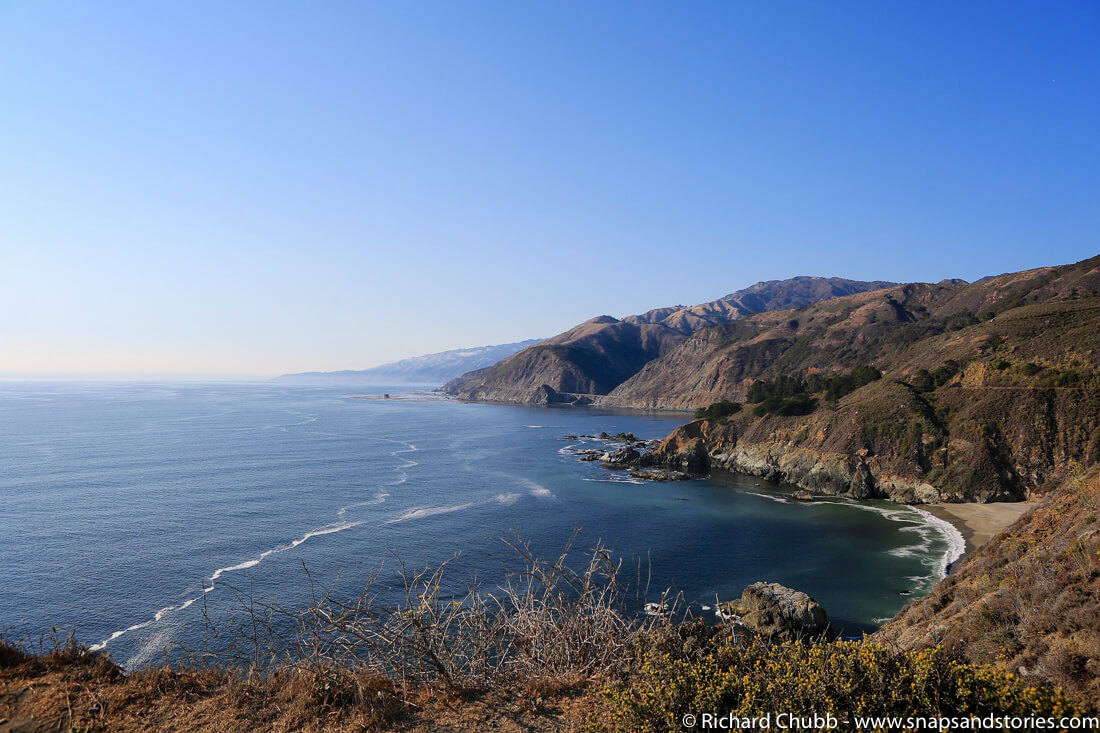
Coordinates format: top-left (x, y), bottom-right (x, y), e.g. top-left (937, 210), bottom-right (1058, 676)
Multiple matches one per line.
top-left (601, 446), bottom-right (641, 466)
top-left (644, 371), bottom-right (1100, 503)
top-left (721, 582), bottom-right (834, 642)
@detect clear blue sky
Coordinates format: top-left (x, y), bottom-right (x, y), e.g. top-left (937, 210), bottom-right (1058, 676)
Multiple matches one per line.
top-left (2, 2), bottom-right (1097, 378)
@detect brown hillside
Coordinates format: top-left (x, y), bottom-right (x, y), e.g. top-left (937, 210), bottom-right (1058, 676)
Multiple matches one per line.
top-left (604, 255), bottom-right (1100, 410)
top-left (875, 468), bottom-right (1100, 703)
top-left (442, 277), bottom-right (894, 404)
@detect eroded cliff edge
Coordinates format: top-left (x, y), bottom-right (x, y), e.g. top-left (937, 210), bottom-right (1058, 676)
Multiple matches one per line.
top-left (642, 380), bottom-right (1100, 503)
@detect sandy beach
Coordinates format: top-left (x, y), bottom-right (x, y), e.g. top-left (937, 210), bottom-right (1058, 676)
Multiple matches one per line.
top-left (923, 501), bottom-right (1037, 556)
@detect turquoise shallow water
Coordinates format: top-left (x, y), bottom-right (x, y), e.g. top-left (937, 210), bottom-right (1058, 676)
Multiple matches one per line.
top-left (0, 383), bottom-right (960, 667)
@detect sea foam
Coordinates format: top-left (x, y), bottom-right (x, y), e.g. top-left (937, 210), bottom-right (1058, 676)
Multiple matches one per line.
top-left (385, 504), bottom-right (474, 524)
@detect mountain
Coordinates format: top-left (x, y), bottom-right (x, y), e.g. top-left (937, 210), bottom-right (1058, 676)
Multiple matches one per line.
top-left (442, 277), bottom-right (896, 404)
top-left (628, 255), bottom-right (1100, 503)
top-left (274, 339), bottom-right (543, 386)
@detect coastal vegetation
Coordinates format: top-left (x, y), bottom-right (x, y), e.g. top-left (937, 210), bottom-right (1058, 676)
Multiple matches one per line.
top-left (745, 365), bottom-right (881, 409)
top-left (692, 400), bottom-right (742, 421)
top-left (605, 635), bottom-right (1087, 733)
top-left (3, 508), bottom-right (1097, 731)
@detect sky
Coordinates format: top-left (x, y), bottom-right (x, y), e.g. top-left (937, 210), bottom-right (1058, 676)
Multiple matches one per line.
top-left (1, 2), bottom-right (1098, 379)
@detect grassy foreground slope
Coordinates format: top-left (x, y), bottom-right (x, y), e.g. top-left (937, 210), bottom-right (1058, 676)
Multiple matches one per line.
top-left (2, 598), bottom-right (1094, 732)
top-left (4, 502), bottom-right (1096, 730)
top-left (876, 467), bottom-right (1100, 703)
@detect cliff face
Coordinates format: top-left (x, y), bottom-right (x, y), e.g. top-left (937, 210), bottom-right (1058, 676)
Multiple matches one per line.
top-left (874, 468), bottom-right (1100, 702)
top-left (442, 277), bottom-right (895, 404)
top-left (647, 381), bottom-right (1100, 503)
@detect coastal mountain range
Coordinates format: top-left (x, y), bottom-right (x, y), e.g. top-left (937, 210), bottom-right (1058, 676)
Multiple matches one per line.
top-left (444, 258), bottom-right (1100, 506)
top-left (635, 256), bottom-right (1100, 502)
top-left (442, 277), bottom-right (896, 404)
top-left (273, 339), bottom-right (542, 385)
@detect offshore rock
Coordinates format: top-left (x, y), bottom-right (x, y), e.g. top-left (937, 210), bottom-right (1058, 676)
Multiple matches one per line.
top-left (603, 446), bottom-right (641, 466)
top-left (721, 582), bottom-right (834, 642)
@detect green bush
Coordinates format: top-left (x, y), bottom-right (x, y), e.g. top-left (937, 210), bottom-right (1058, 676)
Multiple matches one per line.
top-left (746, 375), bottom-right (806, 403)
top-left (1055, 371), bottom-right (1080, 387)
top-left (934, 360), bottom-right (961, 386)
top-left (911, 368), bottom-right (936, 393)
top-left (823, 365), bottom-right (881, 401)
top-left (753, 393), bottom-right (814, 417)
top-left (694, 401), bottom-right (742, 421)
top-left (805, 366), bottom-right (882, 401)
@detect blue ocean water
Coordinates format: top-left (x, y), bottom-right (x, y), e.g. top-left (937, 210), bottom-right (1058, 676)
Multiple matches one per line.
top-left (0, 383), bottom-right (961, 668)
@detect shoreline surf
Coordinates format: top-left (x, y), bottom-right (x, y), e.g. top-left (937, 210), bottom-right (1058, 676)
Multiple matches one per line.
top-left (921, 501), bottom-right (1037, 566)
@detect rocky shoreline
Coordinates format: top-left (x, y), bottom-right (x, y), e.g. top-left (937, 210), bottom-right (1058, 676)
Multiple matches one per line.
top-left (559, 431), bottom-right (693, 482)
top-left (632, 417), bottom-right (1024, 505)
top-left (559, 425), bottom-right (1029, 580)
top-left (561, 424), bottom-right (950, 500)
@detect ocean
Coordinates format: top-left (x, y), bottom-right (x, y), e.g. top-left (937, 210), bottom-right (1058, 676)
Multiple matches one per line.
top-left (0, 382), bottom-right (962, 668)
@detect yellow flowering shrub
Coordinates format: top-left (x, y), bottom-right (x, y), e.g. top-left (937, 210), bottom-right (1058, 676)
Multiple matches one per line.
top-left (602, 636), bottom-right (1092, 732)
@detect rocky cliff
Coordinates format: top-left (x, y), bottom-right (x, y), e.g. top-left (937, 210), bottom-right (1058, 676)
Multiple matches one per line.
top-left (645, 382), bottom-right (1100, 503)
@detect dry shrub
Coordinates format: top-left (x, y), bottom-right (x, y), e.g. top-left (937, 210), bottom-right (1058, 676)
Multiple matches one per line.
top-left (180, 535), bottom-right (682, 698)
